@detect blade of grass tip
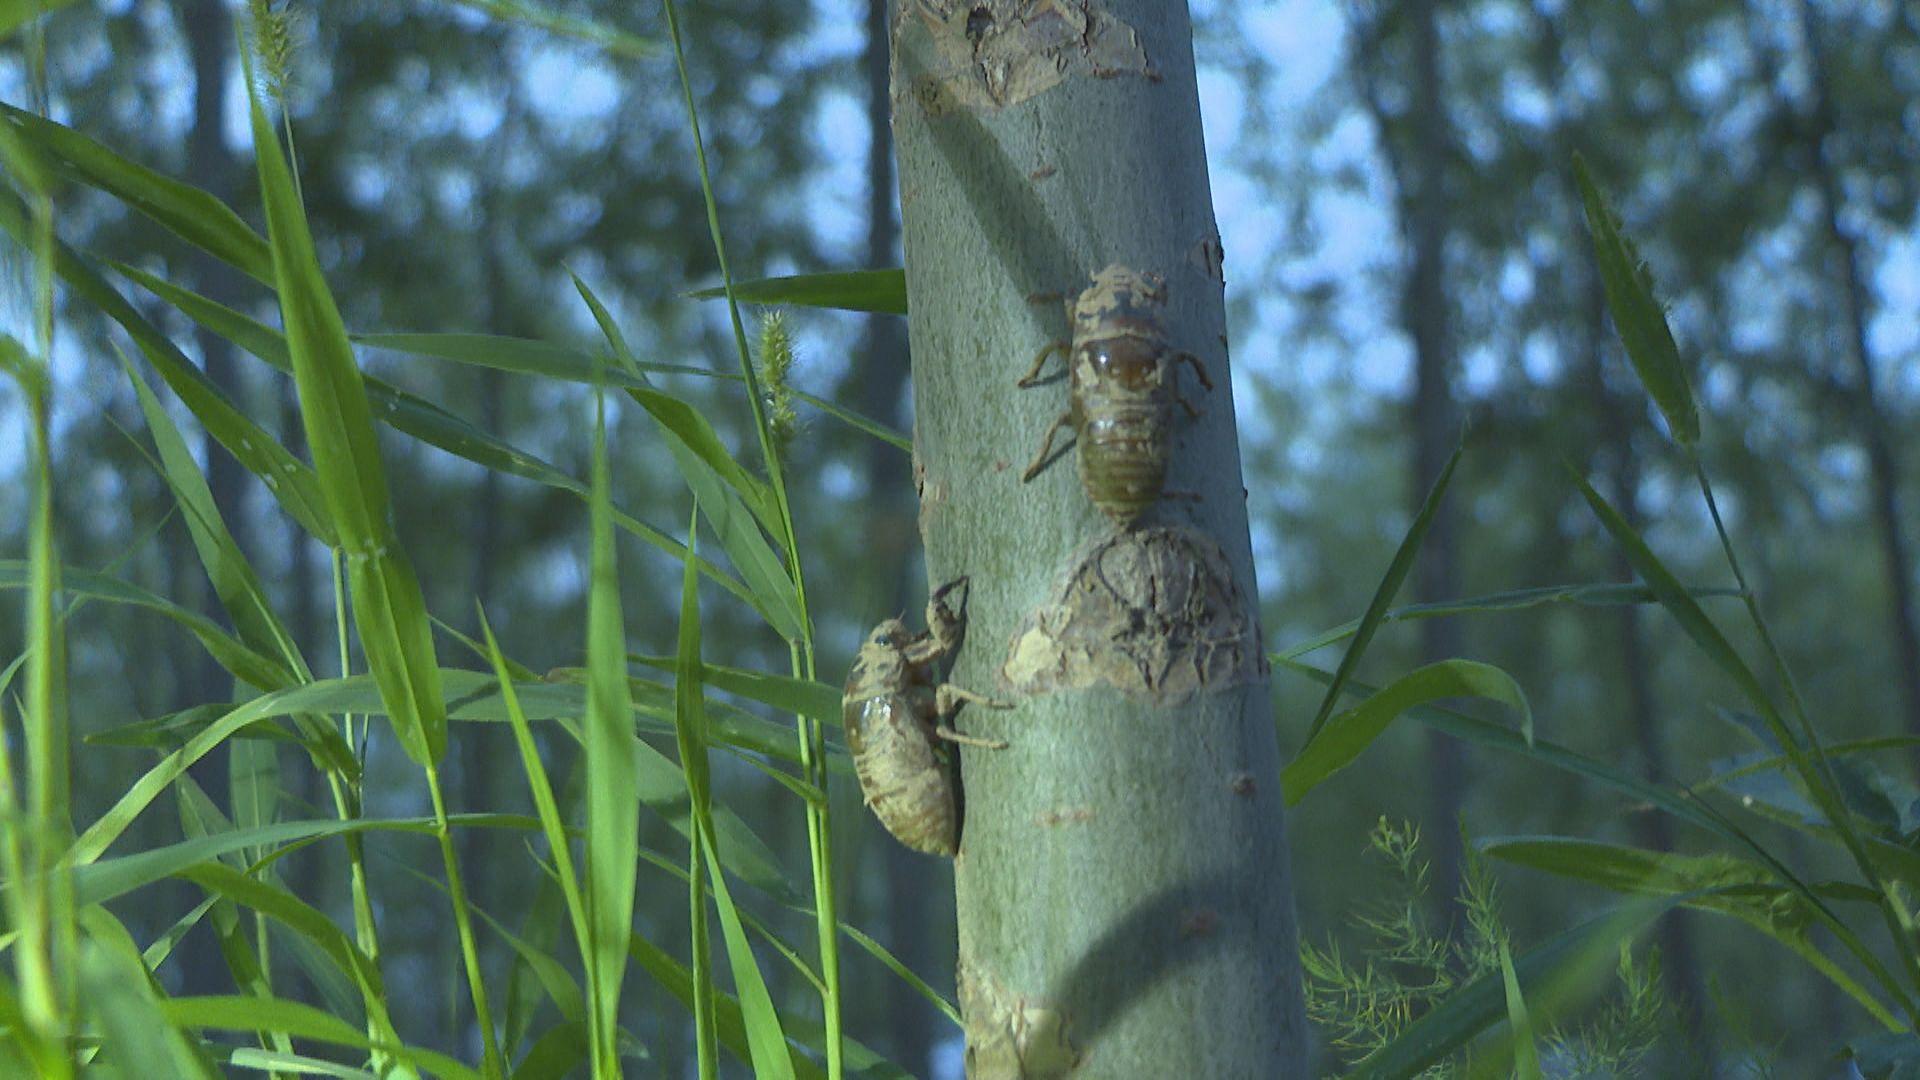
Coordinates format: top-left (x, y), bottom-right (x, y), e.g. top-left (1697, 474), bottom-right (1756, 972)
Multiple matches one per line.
top-left (1571, 152), bottom-right (1697, 446)
top-left (657, 6), bottom-right (838, 1071)
top-left (582, 394), bottom-right (639, 1078)
top-left (1498, 941), bottom-right (1543, 1080)
top-left (1281, 658), bottom-right (1531, 807)
top-left (673, 505), bottom-right (796, 1080)
top-left (1302, 439), bottom-right (1464, 746)
top-left (686, 269), bottom-right (908, 316)
top-left (245, 43), bottom-right (444, 768)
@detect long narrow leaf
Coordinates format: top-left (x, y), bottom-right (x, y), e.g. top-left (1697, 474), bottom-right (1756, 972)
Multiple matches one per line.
top-left (246, 54), bottom-right (445, 766)
top-left (672, 508), bottom-right (794, 1078)
top-left (1304, 441), bottom-right (1464, 744)
top-left (687, 269), bottom-right (907, 315)
top-left (114, 344), bottom-right (303, 682)
top-left (0, 191), bottom-right (335, 543)
top-left (0, 105), bottom-right (273, 283)
top-left (1283, 659), bottom-right (1530, 806)
top-left (161, 996), bottom-right (479, 1080)
top-left (1571, 153), bottom-right (1697, 445)
top-left (582, 397), bottom-right (639, 1076)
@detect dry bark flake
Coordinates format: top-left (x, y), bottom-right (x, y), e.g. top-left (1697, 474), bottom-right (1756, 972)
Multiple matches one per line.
top-left (1001, 525), bottom-right (1267, 705)
top-left (898, 0), bottom-right (1155, 114)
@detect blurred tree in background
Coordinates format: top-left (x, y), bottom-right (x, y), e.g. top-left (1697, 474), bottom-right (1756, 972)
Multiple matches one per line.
top-left (1, 0), bottom-right (1916, 1075)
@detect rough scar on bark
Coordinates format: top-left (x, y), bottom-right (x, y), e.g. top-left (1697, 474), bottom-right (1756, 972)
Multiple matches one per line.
top-left (1001, 526), bottom-right (1267, 705)
top-left (961, 960), bottom-right (1083, 1079)
top-left (897, 0), bottom-right (1155, 115)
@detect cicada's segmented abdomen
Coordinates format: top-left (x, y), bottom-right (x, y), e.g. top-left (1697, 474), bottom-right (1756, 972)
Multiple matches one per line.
top-left (847, 692), bottom-right (959, 856)
top-left (1077, 402), bottom-right (1170, 524)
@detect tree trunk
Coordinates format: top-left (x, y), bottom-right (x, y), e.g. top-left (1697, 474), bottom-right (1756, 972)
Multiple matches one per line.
top-left (861, 2), bottom-right (946, 1074)
top-left (890, 5), bottom-right (1307, 1074)
top-left (1794, 0), bottom-right (1920, 748)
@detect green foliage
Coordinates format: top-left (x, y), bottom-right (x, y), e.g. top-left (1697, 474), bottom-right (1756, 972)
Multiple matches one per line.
top-left (1303, 820), bottom-right (1671, 1077)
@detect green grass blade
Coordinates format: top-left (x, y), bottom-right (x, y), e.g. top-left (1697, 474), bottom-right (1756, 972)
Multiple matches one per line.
top-left (1571, 153), bottom-right (1697, 445)
top-left (423, 760), bottom-right (506, 1077)
top-left (0, 561), bottom-right (290, 693)
top-left (1274, 581), bottom-right (1741, 661)
top-left (113, 345), bottom-right (305, 683)
top-left (0, 194), bottom-right (335, 542)
top-left (219, 1048), bottom-right (377, 1079)
top-left (479, 609), bottom-right (591, 956)
top-left (161, 996), bottom-right (479, 1080)
top-left (669, 509), bottom-right (797, 1079)
top-left (170, 862), bottom-right (406, 1045)
top-left (582, 398), bottom-right (639, 1077)
top-left (1303, 440), bottom-right (1464, 744)
top-left (1497, 941), bottom-right (1542, 1080)
top-left (246, 52), bottom-right (445, 767)
top-left (1283, 659), bottom-right (1529, 806)
top-left (626, 934), bottom-right (827, 1080)
top-left (1482, 835), bottom-right (1902, 1029)
top-left (672, 507), bottom-right (721, 1078)
top-left (1276, 656), bottom-right (1728, 841)
top-left (77, 940), bottom-right (219, 1080)
top-left (1572, 469), bottom-right (1920, 990)
top-left (628, 654), bottom-right (842, 726)
top-left (1572, 473), bottom-right (1770, 710)
top-left (77, 814), bottom-right (533, 906)
top-left (687, 269), bottom-right (907, 315)
top-left (569, 275), bottom-right (803, 639)
top-left (0, 104), bottom-right (273, 283)
top-left (1476, 835), bottom-right (1877, 907)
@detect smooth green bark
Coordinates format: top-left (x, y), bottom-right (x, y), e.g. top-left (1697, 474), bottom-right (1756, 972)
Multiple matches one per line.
top-left (890, 3), bottom-right (1307, 1074)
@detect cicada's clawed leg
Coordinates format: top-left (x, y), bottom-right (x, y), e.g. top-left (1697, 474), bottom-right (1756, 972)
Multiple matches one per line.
top-left (1018, 340), bottom-right (1070, 387)
top-left (934, 725), bottom-right (1009, 750)
top-left (936, 684), bottom-right (1012, 715)
top-left (1021, 413), bottom-right (1074, 482)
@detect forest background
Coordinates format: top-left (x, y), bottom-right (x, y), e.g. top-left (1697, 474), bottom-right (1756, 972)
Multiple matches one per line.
top-left (1, 0), bottom-right (1917, 1075)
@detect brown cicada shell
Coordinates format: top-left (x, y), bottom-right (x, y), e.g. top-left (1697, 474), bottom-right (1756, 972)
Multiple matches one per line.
top-left (1018, 264), bottom-right (1212, 524)
top-left (842, 578), bottom-right (1007, 856)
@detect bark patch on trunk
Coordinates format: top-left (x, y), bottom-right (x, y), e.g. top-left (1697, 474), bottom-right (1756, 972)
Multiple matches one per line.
top-left (1001, 525), bottom-right (1266, 705)
top-left (961, 959), bottom-right (1083, 1078)
top-left (896, 0), bottom-right (1154, 114)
